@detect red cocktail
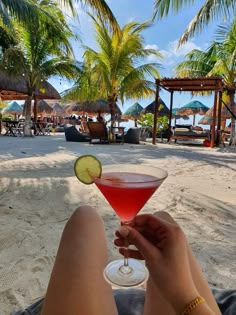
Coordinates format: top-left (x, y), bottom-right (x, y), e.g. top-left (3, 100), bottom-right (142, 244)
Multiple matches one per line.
top-left (94, 165), bottom-right (168, 287)
top-left (95, 172), bottom-right (160, 222)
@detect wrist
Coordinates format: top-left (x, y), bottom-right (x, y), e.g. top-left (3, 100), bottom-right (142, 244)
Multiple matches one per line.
top-left (171, 288), bottom-right (200, 314)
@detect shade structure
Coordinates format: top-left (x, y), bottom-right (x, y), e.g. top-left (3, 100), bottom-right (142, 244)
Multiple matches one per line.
top-left (123, 102), bottom-right (143, 126)
top-left (0, 71), bottom-right (60, 101)
top-left (37, 100), bottom-right (53, 114)
top-left (177, 100), bottom-right (209, 126)
top-left (172, 108), bottom-right (189, 120)
top-left (141, 97), bottom-right (170, 116)
top-left (198, 116), bottom-right (215, 125)
top-left (124, 102), bottom-right (143, 117)
top-left (1, 101), bottom-right (23, 115)
top-left (51, 103), bottom-right (66, 117)
top-left (67, 99), bottom-right (122, 116)
top-left (204, 105), bottom-right (232, 119)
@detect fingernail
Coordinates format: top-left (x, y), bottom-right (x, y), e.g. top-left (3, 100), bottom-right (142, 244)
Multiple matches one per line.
top-left (118, 226), bottom-right (129, 237)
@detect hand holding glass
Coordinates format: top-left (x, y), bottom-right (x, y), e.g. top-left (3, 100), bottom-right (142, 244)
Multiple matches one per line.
top-left (94, 164), bottom-right (168, 287)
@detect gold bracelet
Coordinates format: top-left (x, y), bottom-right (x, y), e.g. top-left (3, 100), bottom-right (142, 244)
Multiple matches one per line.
top-left (180, 296), bottom-right (205, 315)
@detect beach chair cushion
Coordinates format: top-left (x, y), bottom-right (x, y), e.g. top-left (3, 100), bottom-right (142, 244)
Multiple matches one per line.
top-left (64, 126), bottom-right (90, 142)
top-left (124, 127), bottom-right (141, 144)
top-left (12, 287), bottom-right (236, 315)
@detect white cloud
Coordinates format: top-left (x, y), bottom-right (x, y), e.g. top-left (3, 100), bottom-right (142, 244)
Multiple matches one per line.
top-left (144, 44), bottom-right (162, 62)
top-left (160, 39), bottom-right (202, 66)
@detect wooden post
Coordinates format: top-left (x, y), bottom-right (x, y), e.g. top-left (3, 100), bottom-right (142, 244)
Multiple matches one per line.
top-left (169, 91), bottom-right (173, 127)
top-left (216, 90), bottom-right (223, 145)
top-left (211, 90), bottom-right (218, 148)
top-left (152, 80), bottom-right (160, 145)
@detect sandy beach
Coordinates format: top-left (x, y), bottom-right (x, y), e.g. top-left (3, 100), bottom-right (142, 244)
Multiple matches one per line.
top-left (0, 134), bottom-right (235, 314)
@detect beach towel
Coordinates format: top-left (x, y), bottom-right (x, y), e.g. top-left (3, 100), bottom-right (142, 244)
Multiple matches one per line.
top-left (12, 287), bottom-right (236, 315)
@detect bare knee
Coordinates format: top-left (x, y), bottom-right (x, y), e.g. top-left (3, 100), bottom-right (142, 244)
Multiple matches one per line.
top-left (66, 205), bottom-right (103, 229)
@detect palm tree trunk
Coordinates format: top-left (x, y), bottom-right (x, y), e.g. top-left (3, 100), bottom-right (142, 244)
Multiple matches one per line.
top-left (109, 97), bottom-right (116, 142)
top-left (24, 95), bottom-right (33, 137)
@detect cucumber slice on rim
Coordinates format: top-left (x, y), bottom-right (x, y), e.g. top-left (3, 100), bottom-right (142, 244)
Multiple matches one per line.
top-left (74, 155), bottom-right (102, 185)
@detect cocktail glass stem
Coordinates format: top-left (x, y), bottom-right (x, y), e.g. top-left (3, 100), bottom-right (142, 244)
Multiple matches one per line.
top-left (119, 221), bottom-right (133, 275)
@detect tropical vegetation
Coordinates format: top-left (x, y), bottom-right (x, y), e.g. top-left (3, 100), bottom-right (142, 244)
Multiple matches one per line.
top-left (63, 16), bottom-right (162, 129)
top-left (153, 0), bottom-right (235, 45)
top-left (175, 18), bottom-right (236, 139)
top-left (0, 1), bottom-right (82, 136)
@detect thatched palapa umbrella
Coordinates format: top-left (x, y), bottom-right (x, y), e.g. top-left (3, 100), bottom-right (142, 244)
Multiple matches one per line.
top-left (51, 103), bottom-right (67, 117)
top-left (1, 101), bottom-right (23, 119)
top-left (177, 100), bottom-right (209, 126)
top-left (67, 99), bottom-right (122, 117)
top-left (37, 100), bottom-right (53, 115)
top-left (141, 98), bottom-right (170, 116)
top-left (172, 108), bottom-right (189, 125)
top-left (204, 105), bottom-right (232, 129)
top-left (198, 116), bottom-right (215, 125)
top-left (0, 71), bottom-right (60, 101)
top-left (123, 102), bottom-right (143, 127)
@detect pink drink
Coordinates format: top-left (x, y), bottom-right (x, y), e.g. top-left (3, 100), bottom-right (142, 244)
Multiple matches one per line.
top-left (94, 172), bottom-right (161, 222)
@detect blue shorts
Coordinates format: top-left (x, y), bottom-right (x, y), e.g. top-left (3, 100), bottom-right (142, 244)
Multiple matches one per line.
top-left (12, 288), bottom-right (236, 315)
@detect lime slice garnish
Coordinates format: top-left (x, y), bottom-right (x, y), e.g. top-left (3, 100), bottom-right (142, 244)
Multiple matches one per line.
top-left (74, 155), bottom-right (102, 185)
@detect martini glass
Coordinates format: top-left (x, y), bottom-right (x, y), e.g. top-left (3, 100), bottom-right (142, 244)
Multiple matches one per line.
top-left (93, 164), bottom-right (168, 287)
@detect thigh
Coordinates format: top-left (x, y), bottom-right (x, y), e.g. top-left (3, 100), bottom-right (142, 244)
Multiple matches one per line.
top-left (41, 206), bottom-right (118, 315)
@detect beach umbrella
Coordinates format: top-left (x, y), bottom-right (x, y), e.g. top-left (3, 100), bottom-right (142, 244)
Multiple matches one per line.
top-left (204, 105), bottom-right (232, 119)
top-left (198, 116), bottom-right (215, 125)
top-left (51, 103), bottom-right (66, 117)
top-left (37, 100), bottom-right (53, 114)
top-left (172, 108), bottom-right (189, 121)
top-left (141, 97), bottom-right (170, 116)
top-left (1, 101), bottom-right (23, 119)
top-left (123, 102), bottom-right (143, 126)
top-left (67, 99), bottom-right (122, 116)
top-left (177, 100), bottom-right (209, 126)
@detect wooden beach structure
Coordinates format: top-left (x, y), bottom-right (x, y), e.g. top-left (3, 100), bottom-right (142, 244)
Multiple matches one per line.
top-left (153, 77), bottom-right (224, 147)
top-left (0, 71), bottom-right (60, 130)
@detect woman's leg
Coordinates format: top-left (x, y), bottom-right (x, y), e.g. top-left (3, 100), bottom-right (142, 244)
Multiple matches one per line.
top-left (41, 206), bottom-right (118, 315)
top-left (144, 211), bottom-right (221, 315)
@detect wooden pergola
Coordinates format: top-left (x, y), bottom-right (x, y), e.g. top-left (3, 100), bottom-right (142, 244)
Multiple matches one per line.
top-left (153, 77), bottom-right (224, 147)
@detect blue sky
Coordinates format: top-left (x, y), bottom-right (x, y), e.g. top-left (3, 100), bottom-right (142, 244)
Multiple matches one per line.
top-left (49, 0), bottom-right (232, 126)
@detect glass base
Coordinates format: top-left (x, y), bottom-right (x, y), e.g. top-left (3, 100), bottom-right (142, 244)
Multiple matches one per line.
top-left (104, 258), bottom-right (149, 288)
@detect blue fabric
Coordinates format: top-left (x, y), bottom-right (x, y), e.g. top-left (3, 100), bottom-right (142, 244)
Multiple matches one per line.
top-left (12, 288), bottom-right (236, 315)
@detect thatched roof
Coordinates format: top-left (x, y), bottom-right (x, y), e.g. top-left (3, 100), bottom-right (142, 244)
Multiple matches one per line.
top-left (51, 103), bottom-right (67, 117)
top-left (67, 99), bottom-right (122, 115)
top-left (141, 97), bottom-right (170, 116)
top-left (0, 71), bottom-right (60, 100)
top-left (37, 100), bottom-right (53, 114)
top-left (205, 105), bottom-right (232, 119)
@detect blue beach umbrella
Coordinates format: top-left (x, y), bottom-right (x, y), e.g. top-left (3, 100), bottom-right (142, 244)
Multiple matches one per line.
top-left (124, 102), bottom-right (143, 126)
top-left (172, 108), bottom-right (189, 125)
top-left (177, 100), bottom-right (209, 126)
top-left (2, 101), bottom-right (23, 119)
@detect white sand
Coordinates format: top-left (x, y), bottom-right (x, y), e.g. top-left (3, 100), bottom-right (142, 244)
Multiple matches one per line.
top-left (0, 134), bottom-right (235, 314)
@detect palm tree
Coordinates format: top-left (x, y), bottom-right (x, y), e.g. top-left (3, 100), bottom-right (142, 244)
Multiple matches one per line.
top-left (0, 0), bottom-right (118, 33)
top-left (152, 0), bottom-right (235, 45)
top-left (1, 2), bottom-right (81, 136)
top-left (175, 19), bottom-right (236, 140)
top-left (63, 17), bottom-right (162, 129)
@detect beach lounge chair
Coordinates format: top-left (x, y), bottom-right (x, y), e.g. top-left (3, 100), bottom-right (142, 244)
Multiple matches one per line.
top-left (170, 124), bottom-right (210, 144)
top-left (64, 125), bottom-right (90, 142)
top-left (124, 127), bottom-right (141, 144)
top-left (87, 121), bottom-right (109, 144)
